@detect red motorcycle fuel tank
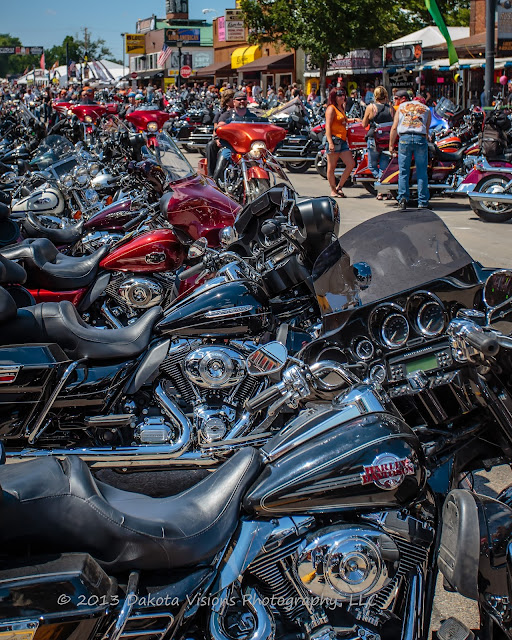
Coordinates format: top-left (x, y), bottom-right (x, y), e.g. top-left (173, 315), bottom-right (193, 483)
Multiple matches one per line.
top-left (100, 229), bottom-right (186, 273)
top-left (84, 199), bottom-right (134, 231)
top-left (160, 175), bottom-right (240, 246)
top-left (244, 407), bottom-right (425, 516)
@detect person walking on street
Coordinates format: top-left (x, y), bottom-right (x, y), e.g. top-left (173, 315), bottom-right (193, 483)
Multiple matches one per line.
top-left (389, 89), bottom-right (431, 210)
top-left (324, 88), bottom-right (355, 198)
top-left (362, 86), bottom-right (394, 199)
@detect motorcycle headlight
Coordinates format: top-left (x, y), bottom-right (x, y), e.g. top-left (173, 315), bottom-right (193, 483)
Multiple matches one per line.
top-left (84, 188), bottom-right (99, 204)
top-left (147, 121), bottom-right (159, 132)
top-left (89, 163), bottom-right (100, 177)
top-left (84, 115), bottom-right (94, 124)
top-left (61, 174), bottom-right (74, 189)
top-left (67, 109), bottom-right (73, 116)
top-left (249, 141), bottom-right (267, 159)
top-left (74, 166), bottom-right (89, 186)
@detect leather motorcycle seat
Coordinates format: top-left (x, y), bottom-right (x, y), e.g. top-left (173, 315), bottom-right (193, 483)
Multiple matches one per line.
top-left (0, 238), bottom-right (108, 290)
top-left (0, 448), bottom-right (262, 572)
top-left (0, 255), bottom-right (27, 285)
top-left (1, 301), bottom-right (162, 360)
top-left (0, 288), bottom-right (17, 324)
top-left (21, 213), bottom-right (84, 246)
top-left (429, 143), bottom-right (465, 163)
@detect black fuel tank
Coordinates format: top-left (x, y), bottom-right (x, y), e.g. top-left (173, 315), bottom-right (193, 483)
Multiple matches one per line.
top-left (155, 279), bottom-right (271, 338)
top-left (244, 407), bottom-right (425, 516)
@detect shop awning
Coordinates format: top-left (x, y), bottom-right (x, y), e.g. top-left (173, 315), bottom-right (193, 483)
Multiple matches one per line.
top-left (231, 46), bottom-right (261, 69)
top-left (419, 57), bottom-right (512, 70)
top-left (237, 52), bottom-right (294, 73)
top-left (135, 70), bottom-right (164, 80)
top-left (195, 60), bottom-right (232, 76)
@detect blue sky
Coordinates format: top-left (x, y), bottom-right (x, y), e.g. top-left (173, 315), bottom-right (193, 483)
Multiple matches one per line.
top-left (2, 0), bottom-right (230, 63)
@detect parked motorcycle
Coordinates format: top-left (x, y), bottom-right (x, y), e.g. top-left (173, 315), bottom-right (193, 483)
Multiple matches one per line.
top-left (0, 186), bottom-right (337, 466)
top-left (2, 209), bottom-right (512, 640)
top-left (208, 121), bottom-right (290, 203)
top-left (466, 156), bottom-right (512, 222)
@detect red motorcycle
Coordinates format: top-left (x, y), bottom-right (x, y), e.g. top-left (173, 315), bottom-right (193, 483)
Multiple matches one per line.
top-left (201, 121), bottom-right (289, 203)
top-left (2, 134), bottom-right (240, 326)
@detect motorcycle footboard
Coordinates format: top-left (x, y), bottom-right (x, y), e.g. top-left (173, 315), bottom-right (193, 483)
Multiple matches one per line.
top-left (0, 553), bottom-right (116, 620)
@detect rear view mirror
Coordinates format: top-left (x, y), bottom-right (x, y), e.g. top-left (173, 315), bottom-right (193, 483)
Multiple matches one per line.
top-left (247, 341), bottom-right (288, 376)
top-left (187, 237), bottom-right (208, 260)
top-left (484, 270), bottom-right (512, 310)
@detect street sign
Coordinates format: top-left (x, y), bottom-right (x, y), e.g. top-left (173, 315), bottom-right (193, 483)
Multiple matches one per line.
top-left (130, 72), bottom-right (138, 79)
top-left (180, 65), bottom-right (192, 78)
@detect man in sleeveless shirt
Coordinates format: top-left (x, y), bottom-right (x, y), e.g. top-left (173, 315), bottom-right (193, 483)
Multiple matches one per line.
top-left (389, 90), bottom-right (431, 209)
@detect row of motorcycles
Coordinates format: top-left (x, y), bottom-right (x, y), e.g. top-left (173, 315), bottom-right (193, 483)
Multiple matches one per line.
top-left (3, 93), bottom-right (512, 640)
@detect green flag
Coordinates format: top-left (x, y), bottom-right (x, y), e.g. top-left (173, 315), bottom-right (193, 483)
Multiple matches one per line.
top-left (424, 0), bottom-right (459, 66)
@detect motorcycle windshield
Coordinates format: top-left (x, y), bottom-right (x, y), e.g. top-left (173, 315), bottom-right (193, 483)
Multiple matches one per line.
top-left (313, 209), bottom-right (473, 324)
top-left (143, 132), bottom-right (195, 182)
top-left (434, 97), bottom-right (458, 120)
top-left (32, 135), bottom-right (74, 169)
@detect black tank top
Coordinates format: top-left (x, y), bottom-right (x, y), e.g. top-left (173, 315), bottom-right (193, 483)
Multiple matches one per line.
top-left (372, 102), bottom-right (394, 124)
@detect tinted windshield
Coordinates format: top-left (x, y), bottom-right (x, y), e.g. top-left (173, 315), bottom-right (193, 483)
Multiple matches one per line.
top-left (313, 209), bottom-right (473, 316)
top-left (434, 97), bottom-right (458, 119)
top-left (144, 132), bottom-right (195, 182)
top-left (33, 135), bottom-right (74, 168)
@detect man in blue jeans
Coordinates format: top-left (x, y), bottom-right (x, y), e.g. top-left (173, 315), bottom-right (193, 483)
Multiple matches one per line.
top-left (389, 90), bottom-right (431, 209)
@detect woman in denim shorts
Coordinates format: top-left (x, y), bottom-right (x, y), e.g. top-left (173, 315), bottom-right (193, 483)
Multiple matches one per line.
top-left (324, 88), bottom-right (355, 198)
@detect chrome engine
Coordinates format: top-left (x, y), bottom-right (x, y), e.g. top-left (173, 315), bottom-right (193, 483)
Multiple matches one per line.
top-left (156, 339), bottom-right (262, 449)
top-left (231, 511), bottom-right (434, 640)
top-left (81, 230), bottom-right (124, 253)
top-left (101, 272), bottom-right (177, 326)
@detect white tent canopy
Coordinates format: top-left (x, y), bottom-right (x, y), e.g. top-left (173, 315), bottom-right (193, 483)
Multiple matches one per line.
top-left (386, 26), bottom-right (469, 49)
top-left (18, 60), bottom-right (129, 87)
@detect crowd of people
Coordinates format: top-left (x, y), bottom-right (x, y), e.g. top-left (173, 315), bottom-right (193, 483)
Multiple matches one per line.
top-left (0, 74), bottom-right (450, 209)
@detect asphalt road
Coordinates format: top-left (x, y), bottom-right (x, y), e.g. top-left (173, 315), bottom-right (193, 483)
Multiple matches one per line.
top-left (183, 150), bottom-right (512, 635)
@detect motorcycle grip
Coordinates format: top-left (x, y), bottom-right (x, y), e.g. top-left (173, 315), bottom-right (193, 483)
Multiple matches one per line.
top-left (465, 330), bottom-right (500, 357)
top-left (179, 262), bottom-right (204, 280)
top-left (245, 384), bottom-right (283, 413)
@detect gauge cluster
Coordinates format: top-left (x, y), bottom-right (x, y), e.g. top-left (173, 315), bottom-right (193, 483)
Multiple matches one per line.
top-left (365, 292), bottom-right (447, 351)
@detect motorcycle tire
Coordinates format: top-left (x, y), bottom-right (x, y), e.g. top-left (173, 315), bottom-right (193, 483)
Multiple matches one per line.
top-left (363, 182), bottom-right (378, 196)
top-left (247, 178), bottom-right (271, 201)
top-left (471, 175), bottom-right (512, 223)
top-left (314, 152), bottom-right (346, 180)
top-left (286, 160), bottom-right (313, 173)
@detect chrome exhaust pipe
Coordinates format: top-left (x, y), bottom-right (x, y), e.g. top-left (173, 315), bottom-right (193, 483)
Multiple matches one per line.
top-left (210, 587), bottom-right (274, 640)
top-left (275, 156), bottom-right (316, 162)
top-left (467, 191), bottom-right (512, 205)
top-left (6, 447), bottom-right (218, 469)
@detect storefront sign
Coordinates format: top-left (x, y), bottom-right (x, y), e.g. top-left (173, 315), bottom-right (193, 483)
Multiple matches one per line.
top-left (385, 43), bottom-right (422, 66)
top-left (218, 16), bottom-right (226, 42)
top-left (125, 34), bottom-right (146, 54)
top-left (164, 28), bottom-right (201, 45)
top-left (388, 70), bottom-right (414, 88)
top-left (498, 4), bottom-right (512, 57)
top-left (226, 20), bottom-right (245, 41)
top-left (136, 17), bottom-right (156, 33)
top-left (328, 49), bottom-right (383, 70)
top-left (225, 9), bottom-right (243, 19)
top-left (193, 51), bottom-right (213, 68)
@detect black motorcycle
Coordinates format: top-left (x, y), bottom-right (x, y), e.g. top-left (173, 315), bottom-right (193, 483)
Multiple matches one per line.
top-left (0, 186), bottom-right (337, 471)
top-left (4, 210), bottom-right (512, 640)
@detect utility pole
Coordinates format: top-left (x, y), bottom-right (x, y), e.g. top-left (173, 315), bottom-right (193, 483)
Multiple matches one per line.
top-left (485, 0), bottom-right (496, 107)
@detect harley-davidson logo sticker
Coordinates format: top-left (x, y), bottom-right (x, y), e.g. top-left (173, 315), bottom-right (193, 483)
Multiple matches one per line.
top-left (360, 454), bottom-right (414, 490)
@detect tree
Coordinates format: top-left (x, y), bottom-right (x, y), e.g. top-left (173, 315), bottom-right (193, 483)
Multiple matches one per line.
top-left (44, 36), bottom-right (81, 70)
top-left (240, 0), bottom-right (469, 96)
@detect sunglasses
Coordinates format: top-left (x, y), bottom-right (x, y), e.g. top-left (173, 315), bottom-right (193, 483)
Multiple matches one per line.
top-left (336, 92), bottom-right (346, 97)
top-left (234, 98), bottom-right (247, 102)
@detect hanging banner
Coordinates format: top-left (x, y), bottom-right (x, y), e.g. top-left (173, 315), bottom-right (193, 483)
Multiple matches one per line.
top-left (164, 28), bottom-right (201, 45)
top-left (125, 34), bottom-right (146, 54)
top-left (218, 16), bottom-right (226, 42)
top-left (498, 4), bottom-right (512, 57)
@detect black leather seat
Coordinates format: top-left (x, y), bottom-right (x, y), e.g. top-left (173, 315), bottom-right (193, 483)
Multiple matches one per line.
top-left (429, 143), bottom-right (465, 163)
top-left (0, 448), bottom-right (262, 572)
top-left (21, 213), bottom-right (84, 246)
top-left (0, 238), bottom-right (108, 290)
top-left (0, 300), bottom-right (162, 360)
top-left (0, 254), bottom-right (27, 285)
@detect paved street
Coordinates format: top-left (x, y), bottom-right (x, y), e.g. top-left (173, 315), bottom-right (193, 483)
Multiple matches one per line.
top-left (183, 150), bottom-right (512, 634)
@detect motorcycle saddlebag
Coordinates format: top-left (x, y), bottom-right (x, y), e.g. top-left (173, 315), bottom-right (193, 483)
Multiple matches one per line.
top-left (0, 343), bottom-right (71, 432)
top-left (0, 553), bottom-right (116, 619)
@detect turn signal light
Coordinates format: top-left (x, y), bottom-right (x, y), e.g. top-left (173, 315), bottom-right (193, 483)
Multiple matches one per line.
top-left (73, 210), bottom-right (82, 220)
